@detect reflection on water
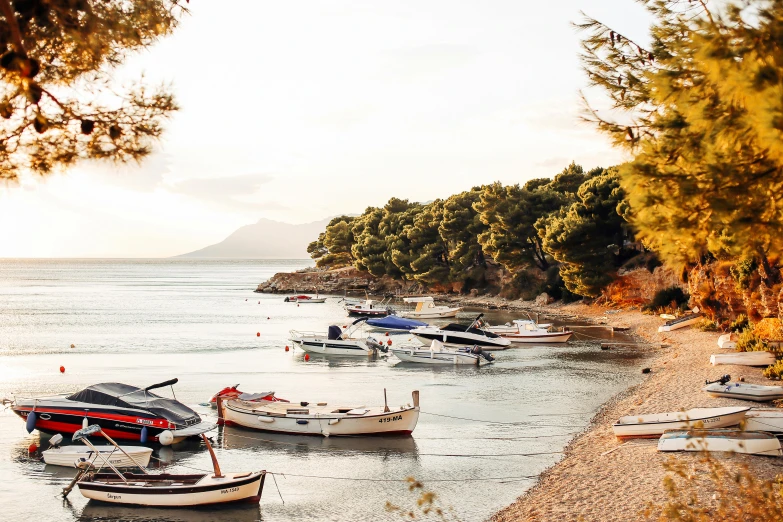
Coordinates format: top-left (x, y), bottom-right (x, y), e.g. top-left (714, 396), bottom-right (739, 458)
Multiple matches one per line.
top-left (76, 501), bottom-right (263, 522)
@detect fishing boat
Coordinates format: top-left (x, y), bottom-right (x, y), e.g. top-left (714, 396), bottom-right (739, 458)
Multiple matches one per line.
top-left (63, 425), bottom-right (266, 506)
top-left (219, 390), bottom-right (420, 437)
top-left (482, 319), bottom-right (571, 344)
top-left (612, 406), bottom-right (750, 440)
top-left (42, 433), bottom-right (153, 468)
top-left (11, 379), bottom-right (215, 444)
top-left (391, 340), bottom-right (494, 365)
top-left (398, 297), bottom-right (461, 319)
top-left (208, 385), bottom-right (289, 409)
top-left (703, 376), bottom-right (783, 402)
top-left (482, 319), bottom-right (552, 333)
top-left (717, 333), bottom-right (739, 349)
top-left (710, 351), bottom-right (776, 366)
top-left (290, 318), bottom-right (387, 356)
top-left (344, 298), bottom-right (392, 317)
top-left (658, 313), bottom-right (703, 333)
top-left (744, 409), bottom-right (783, 433)
top-left (366, 315), bottom-right (429, 331)
top-left (658, 429), bottom-right (782, 457)
top-left (410, 314), bottom-right (511, 350)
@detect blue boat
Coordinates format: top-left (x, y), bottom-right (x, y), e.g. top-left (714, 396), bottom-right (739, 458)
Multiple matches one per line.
top-left (366, 315), bottom-right (429, 331)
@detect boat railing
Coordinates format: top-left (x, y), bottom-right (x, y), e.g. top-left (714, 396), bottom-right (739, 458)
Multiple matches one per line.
top-left (289, 329), bottom-right (326, 339)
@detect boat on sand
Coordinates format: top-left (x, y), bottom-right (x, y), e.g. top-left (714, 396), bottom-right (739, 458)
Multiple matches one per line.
top-left (744, 409), bottom-right (783, 433)
top-left (703, 378), bottom-right (783, 402)
top-left (658, 313), bottom-right (703, 333)
top-left (658, 429), bottom-right (782, 456)
top-left (612, 406), bottom-right (750, 440)
top-left (710, 351), bottom-right (776, 367)
top-left (717, 333), bottom-right (739, 349)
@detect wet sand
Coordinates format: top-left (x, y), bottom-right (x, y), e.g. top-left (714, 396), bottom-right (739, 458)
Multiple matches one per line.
top-left (491, 302), bottom-right (782, 522)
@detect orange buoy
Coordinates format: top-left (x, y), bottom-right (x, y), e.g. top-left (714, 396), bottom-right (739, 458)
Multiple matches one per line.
top-left (59, 366), bottom-right (65, 374)
top-left (285, 345), bottom-right (290, 352)
top-left (297, 304), bottom-right (300, 307)
top-left (258, 301), bottom-right (260, 304)
top-left (387, 339), bottom-right (392, 346)
top-left (267, 317), bottom-right (270, 320)
top-left (245, 299), bottom-right (247, 301)
top-left (70, 344), bottom-right (75, 348)
top-left (28, 443), bottom-right (37, 453)
top-left (304, 354), bottom-right (310, 361)
top-left (257, 332), bottom-right (260, 337)
top-left (385, 332), bottom-right (389, 336)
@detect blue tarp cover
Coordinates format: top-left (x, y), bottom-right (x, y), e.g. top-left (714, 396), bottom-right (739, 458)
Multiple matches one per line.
top-left (366, 315), bottom-right (428, 331)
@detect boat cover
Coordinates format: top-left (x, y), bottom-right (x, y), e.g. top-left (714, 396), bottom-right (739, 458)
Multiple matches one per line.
top-left (328, 325), bottom-right (342, 340)
top-left (66, 383), bottom-right (200, 424)
top-left (367, 315), bottom-right (428, 330)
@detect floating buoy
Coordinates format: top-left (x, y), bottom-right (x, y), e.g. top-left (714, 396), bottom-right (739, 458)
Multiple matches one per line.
top-left (387, 339), bottom-right (392, 346)
top-left (257, 332), bottom-right (260, 337)
top-left (285, 345), bottom-right (290, 352)
top-left (59, 366), bottom-right (65, 374)
top-left (70, 344), bottom-right (75, 349)
top-left (140, 426), bottom-right (148, 444)
top-left (245, 299), bottom-right (248, 301)
top-left (25, 412), bottom-right (37, 433)
top-left (385, 332), bottom-right (389, 337)
top-left (28, 443), bottom-right (37, 453)
top-left (82, 417), bottom-right (88, 429)
top-left (267, 317), bottom-right (270, 320)
top-left (297, 304), bottom-right (300, 307)
top-left (258, 301), bottom-right (260, 304)
top-left (304, 354), bottom-right (310, 362)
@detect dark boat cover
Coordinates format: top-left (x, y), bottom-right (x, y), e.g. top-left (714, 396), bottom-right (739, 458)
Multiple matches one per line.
top-left (327, 325), bottom-right (343, 340)
top-left (367, 315), bottom-right (428, 330)
top-left (66, 383), bottom-right (200, 424)
top-left (442, 324), bottom-right (501, 338)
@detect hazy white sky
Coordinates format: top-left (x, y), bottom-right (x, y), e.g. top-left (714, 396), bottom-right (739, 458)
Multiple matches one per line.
top-left (0, 1), bottom-right (651, 258)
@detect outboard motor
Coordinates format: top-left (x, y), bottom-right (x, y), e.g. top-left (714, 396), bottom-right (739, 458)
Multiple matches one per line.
top-left (48, 433), bottom-right (64, 449)
top-left (469, 345), bottom-right (494, 363)
top-left (367, 337), bottom-right (388, 353)
top-left (705, 374), bottom-right (731, 385)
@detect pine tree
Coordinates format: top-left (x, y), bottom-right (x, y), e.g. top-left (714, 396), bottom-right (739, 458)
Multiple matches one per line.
top-left (0, 0), bottom-right (186, 180)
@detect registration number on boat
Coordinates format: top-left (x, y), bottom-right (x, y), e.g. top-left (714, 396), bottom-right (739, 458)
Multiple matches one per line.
top-left (221, 487), bottom-right (240, 494)
top-left (378, 415), bottom-right (402, 423)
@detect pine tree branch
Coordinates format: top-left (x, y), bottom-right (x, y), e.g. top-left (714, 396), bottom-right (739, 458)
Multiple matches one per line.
top-left (0, 0), bottom-right (26, 55)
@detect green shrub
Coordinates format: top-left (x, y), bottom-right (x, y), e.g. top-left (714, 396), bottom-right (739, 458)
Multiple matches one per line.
top-left (730, 256), bottom-right (758, 291)
top-left (729, 314), bottom-right (749, 333)
top-left (696, 318), bottom-right (719, 332)
top-left (763, 359), bottom-right (783, 380)
top-left (643, 286), bottom-right (689, 311)
top-left (736, 328), bottom-right (770, 352)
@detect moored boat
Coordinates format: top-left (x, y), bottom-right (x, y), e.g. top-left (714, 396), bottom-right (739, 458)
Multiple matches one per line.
top-left (43, 439), bottom-right (153, 469)
top-left (710, 351), bottom-right (776, 367)
top-left (483, 319), bottom-right (571, 344)
top-left (219, 390), bottom-right (420, 437)
top-left (344, 298), bottom-right (392, 317)
top-left (391, 340), bottom-right (494, 365)
top-left (612, 406), bottom-right (750, 440)
top-left (398, 297), bottom-right (461, 319)
top-left (658, 428), bottom-right (782, 456)
top-left (208, 385), bottom-right (288, 409)
top-left (482, 319), bottom-right (552, 334)
top-left (290, 318), bottom-right (386, 356)
top-left (658, 313), bottom-right (703, 333)
top-left (366, 315), bottom-right (429, 331)
top-left (411, 314), bottom-right (511, 350)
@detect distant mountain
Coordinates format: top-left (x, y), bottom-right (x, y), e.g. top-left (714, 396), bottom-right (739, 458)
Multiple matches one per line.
top-left (176, 218), bottom-right (330, 259)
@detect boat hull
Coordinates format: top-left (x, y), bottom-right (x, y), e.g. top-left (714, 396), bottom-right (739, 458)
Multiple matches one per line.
top-left (399, 310), bottom-right (460, 319)
top-left (710, 351), bottom-right (776, 367)
top-left (391, 348), bottom-right (484, 365)
top-left (658, 315), bottom-right (702, 333)
top-left (411, 332), bottom-right (510, 350)
top-left (658, 429), bottom-right (782, 456)
top-left (43, 445), bottom-right (153, 468)
top-left (613, 407), bottom-right (749, 440)
top-left (223, 402), bottom-right (419, 436)
top-left (745, 409), bottom-right (783, 433)
top-left (78, 471), bottom-right (266, 506)
top-left (703, 382), bottom-right (783, 402)
top-left (292, 338), bottom-right (372, 356)
top-left (717, 333), bottom-right (738, 349)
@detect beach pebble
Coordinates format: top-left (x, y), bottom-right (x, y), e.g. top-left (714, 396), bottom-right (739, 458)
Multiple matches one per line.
top-left (739, 376), bottom-right (745, 382)
top-left (641, 367), bottom-right (652, 374)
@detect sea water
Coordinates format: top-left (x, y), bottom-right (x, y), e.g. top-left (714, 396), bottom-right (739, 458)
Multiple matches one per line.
top-left (0, 259), bottom-right (644, 521)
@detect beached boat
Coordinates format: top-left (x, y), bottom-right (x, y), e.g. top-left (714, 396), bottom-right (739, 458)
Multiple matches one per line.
top-left (208, 385), bottom-right (288, 409)
top-left (482, 319), bottom-right (571, 344)
top-left (410, 314), bottom-right (511, 350)
top-left (717, 333), bottom-right (739, 349)
top-left (290, 318), bottom-right (386, 356)
top-left (391, 340), bottom-right (494, 365)
top-left (219, 390), bottom-right (420, 437)
top-left (703, 380), bottom-right (783, 402)
top-left (366, 315), bottom-right (429, 331)
top-left (658, 313), bottom-right (703, 333)
top-left (744, 409), bottom-right (783, 433)
top-left (398, 297), bottom-right (461, 319)
top-left (612, 406), bottom-right (750, 440)
top-left (344, 298), bottom-right (392, 317)
top-left (64, 425), bottom-right (266, 506)
top-left (658, 429), bottom-right (782, 456)
top-left (710, 351), bottom-right (776, 367)
top-left (11, 379), bottom-right (215, 444)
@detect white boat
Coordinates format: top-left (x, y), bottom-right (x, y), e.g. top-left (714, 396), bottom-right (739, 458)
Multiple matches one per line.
top-left (482, 319), bottom-right (552, 333)
top-left (344, 298), bottom-right (391, 317)
top-left (710, 351), bottom-right (776, 367)
top-left (612, 406), bottom-right (750, 440)
top-left (63, 425), bottom-right (265, 506)
top-left (658, 313), bottom-right (703, 333)
top-left (391, 340), bottom-right (494, 365)
top-left (744, 409), bottom-right (783, 433)
top-left (717, 333), bottom-right (739, 349)
top-left (703, 380), bottom-right (783, 402)
top-left (290, 318), bottom-right (386, 356)
top-left (43, 434), bottom-right (153, 468)
top-left (284, 294), bottom-right (325, 303)
top-left (219, 390), bottom-right (420, 437)
top-left (296, 297), bottom-right (326, 304)
top-left (398, 297), bottom-right (461, 319)
top-left (658, 429), bottom-right (782, 456)
top-left (411, 314), bottom-right (511, 350)
top-left (483, 319), bottom-right (571, 343)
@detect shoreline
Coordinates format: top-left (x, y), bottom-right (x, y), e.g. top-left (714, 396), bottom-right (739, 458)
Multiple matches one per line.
top-left (489, 301), bottom-right (780, 522)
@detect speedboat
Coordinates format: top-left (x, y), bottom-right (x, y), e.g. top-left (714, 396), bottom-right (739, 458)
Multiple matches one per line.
top-left (366, 315), bottom-right (429, 331)
top-left (290, 318), bottom-right (387, 356)
top-left (398, 297), bottom-right (461, 319)
top-left (64, 425), bottom-right (266, 506)
top-left (208, 385), bottom-right (289, 409)
top-left (391, 340), bottom-right (494, 365)
top-left (482, 319), bottom-right (571, 343)
top-left (658, 429), bottom-right (782, 457)
top-left (218, 390), bottom-right (420, 437)
top-left (285, 294), bottom-right (326, 303)
top-left (344, 298), bottom-right (391, 317)
top-left (410, 314), bottom-right (511, 350)
top-left (612, 406), bottom-right (749, 440)
top-left (11, 379), bottom-right (216, 444)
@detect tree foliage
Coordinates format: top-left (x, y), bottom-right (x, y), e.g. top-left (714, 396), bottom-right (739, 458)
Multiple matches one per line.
top-left (578, 0), bottom-right (783, 265)
top-left (307, 215), bottom-right (355, 268)
top-left (0, 0), bottom-right (186, 181)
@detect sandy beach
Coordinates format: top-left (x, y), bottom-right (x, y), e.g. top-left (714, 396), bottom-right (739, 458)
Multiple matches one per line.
top-left (480, 301), bottom-right (783, 522)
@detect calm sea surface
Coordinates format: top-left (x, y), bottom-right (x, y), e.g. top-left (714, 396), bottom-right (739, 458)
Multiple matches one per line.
top-left (0, 259), bottom-right (644, 521)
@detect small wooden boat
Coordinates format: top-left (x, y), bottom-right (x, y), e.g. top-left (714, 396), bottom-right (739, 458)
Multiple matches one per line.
top-left (658, 429), bottom-right (782, 456)
top-left (43, 434), bottom-right (153, 468)
top-left (208, 385), bottom-right (288, 409)
top-left (482, 319), bottom-right (552, 334)
top-left (744, 409), bottom-right (783, 433)
top-left (710, 351), bottom-right (776, 367)
top-left (658, 313), bottom-right (703, 333)
top-left (391, 340), bottom-right (494, 365)
top-left (219, 390), bottom-right (420, 437)
top-left (398, 297), bottom-right (461, 319)
top-left (483, 320), bottom-right (572, 344)
top-left (290, 318), bottom-right (387, 356)
top-left (612, 406), bottom-right (749, 440)
top-left (63, 425), bottom-right (266, 506)
top-left (717, 333), bottom-right (739, 349)
top-left (703, 380), bottom-right (783, 402)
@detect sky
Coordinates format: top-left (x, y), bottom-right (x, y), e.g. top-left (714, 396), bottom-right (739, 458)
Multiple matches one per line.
top-left (0, 1), bottom-right (652, 258)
